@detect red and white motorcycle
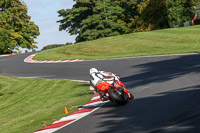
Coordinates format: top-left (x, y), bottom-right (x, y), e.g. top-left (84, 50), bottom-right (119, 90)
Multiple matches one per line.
top-left (90, 68), bottom-right (134, 105)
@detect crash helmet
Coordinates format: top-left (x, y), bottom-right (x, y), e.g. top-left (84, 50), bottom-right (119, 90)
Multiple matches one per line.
top-left (90, 68), bottom-right (98, 74)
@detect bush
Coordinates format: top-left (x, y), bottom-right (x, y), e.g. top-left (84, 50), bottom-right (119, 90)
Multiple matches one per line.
top-left (41, 43), bottom-right (73, 51)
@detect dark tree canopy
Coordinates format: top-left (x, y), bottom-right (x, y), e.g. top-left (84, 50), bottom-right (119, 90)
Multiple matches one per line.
top-left (166, 0), bottom-right (196, 27)
top-left (58, 0), bottom-right (128, 42)
top-left (58, 0), bottom-right (198, 43)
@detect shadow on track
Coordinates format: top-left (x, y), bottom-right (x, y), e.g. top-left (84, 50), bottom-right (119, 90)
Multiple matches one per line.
top-left (95, 85), bottom-right (200, 133)
top-left (94, 54), bottom-right (200, 133)
top-left (121, 54), bottom-right (200, 89)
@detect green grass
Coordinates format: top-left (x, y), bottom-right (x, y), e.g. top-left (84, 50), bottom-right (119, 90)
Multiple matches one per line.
top-left (34, 25), bottom-right (200, 61)
top-left (0, 76), bottom-right (93, 133)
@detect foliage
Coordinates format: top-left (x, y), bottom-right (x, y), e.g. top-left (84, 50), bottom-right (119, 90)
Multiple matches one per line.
top-left (0, 28), bottom-right (13, 54)
top-left (139, 0), bottom-right (168, 29)
top-left (194, 0), bottom-right (200, 5)
top-left (41, 43), bottom-right (72, 50)
top-left (0, 0), bottom-right (40, 54)
top-left (119, 0), bottom-right (147, 32)
top-left (58, 0), bottom-right (127, 42)
top-left (58, 0), bottom-right (198, 42)
top-left (166, 0), bottom-right (196, 27)
top-left (128, 0), bottom-right (170, 31)
top-left (58, 0), bottom-right (168, 39)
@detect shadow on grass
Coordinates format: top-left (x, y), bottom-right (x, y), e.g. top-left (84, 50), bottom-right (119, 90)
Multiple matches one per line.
top-left (0, 84), bottom-right (3, 96)
top-left (73, 83), bottom-right (90, 88)
top-left (72, 91), bottom-right (94, 97)
top-left (0, 92), bottom-right (15, 97)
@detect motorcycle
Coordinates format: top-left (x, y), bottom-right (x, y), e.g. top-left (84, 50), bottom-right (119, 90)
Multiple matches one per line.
top-left (90, 68), bottom-right (134, 105)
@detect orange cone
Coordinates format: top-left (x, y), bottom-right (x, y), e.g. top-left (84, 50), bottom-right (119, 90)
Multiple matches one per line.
top-left (64, 107), bottom-right (69, 114)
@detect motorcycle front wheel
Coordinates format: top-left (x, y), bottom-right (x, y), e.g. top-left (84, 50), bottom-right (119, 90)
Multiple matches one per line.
top-left (108, 89), bottom-right (128, 105)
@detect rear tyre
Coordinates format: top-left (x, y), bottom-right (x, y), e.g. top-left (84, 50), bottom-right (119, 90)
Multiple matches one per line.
top-left (108, 89), bottom-right (128, 105)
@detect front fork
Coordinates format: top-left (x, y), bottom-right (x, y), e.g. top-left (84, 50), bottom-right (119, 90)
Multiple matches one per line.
top-left (124, 88), bottom-right (133, 99)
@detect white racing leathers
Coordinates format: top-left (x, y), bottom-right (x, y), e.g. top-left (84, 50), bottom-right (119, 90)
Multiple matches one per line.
top-left (90, 68), bottom-right (134, 103)
top-left (90, 69), bottom-right (120, 95)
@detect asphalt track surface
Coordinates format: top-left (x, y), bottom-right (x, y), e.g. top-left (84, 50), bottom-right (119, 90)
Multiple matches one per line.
top-left (1, 53), bottom-right (200, 133)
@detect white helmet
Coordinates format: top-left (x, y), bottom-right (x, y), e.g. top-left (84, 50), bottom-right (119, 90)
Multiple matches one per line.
top-left (90, 68), bottom-right (98, 74)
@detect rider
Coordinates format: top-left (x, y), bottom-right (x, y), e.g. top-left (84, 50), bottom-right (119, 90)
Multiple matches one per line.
top-left (90, 68), bottom-right (119, 101)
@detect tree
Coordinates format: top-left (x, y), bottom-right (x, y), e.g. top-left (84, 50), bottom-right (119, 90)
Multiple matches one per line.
top-left (194, 0), bottom-right (200, 5)
top-left (119, 0), bottom-right (169, 32)
top-left (119, 0), bottom-right (146, 32)
top-left (58, 0), bottom-right (198, 43)
top-left (0, 0), bottom-right (40, 54)
top-left (0, 28), bottom-right (13, 54)
top-left (140, 0), bottom-right (168, 29)
top-left (166, 0), bottom-right (196, 27)
top-left (58, 0), bottom-right (127, 42)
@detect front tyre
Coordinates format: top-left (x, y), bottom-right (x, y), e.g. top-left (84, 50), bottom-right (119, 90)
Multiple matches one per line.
top-left (129, 92), bottom-right (134, 100)
top-left (108, 89), bottom-right (128, 105)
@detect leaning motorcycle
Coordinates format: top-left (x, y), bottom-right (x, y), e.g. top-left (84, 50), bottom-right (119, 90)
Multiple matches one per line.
top-left (90, 70), bottom-right (134, 105)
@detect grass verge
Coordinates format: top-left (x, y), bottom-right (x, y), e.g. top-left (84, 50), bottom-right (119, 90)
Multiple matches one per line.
top-left (0, 76), bottom-right (93, 133)
top-left (34, 25), bottom-right (200, 61)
